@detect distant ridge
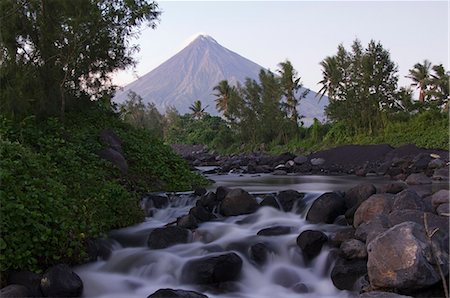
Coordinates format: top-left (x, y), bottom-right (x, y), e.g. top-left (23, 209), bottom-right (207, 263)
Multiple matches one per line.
top-left (113, 34), bottom-right (328, 126)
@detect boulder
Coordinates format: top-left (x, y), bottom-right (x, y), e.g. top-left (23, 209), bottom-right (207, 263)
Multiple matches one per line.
top-left (272, 169), bottom-right (287, 176)
top-left (276, 190), bottom-right (305, 213)
top-left (177, 214), bottom-right (198, 230)
top-left (387, 210), bottom-right (449, 239)
top-left (331, 257), bottom-right (368, 291)
top-left (306, 192), bottom-right (346, 224)
top-left (181, 253), bottom-right (243, 285)
top-left (428, 158), bottom-right (446, 169)
top-left (98, 147), bottom-right (128, 174)
top-left (354, 215), bottom-right (390, 245)
top-left (141, 194), bottom-right (169, 216)
top-left (293, 155), bottom-right (308, 165)
top-left (405, 173), bottom-right (432, 185)
top-left (431, 189), bottom-right (450, 208)
top-left (216, 186), bottom-right (231, 201)
top-left (147, 226), bottom-right (191, 249)
top-left (367, 221), bottom-right (449, 290)
top-left (345, 183), bottom-right (377, 209)
top-left (99, 129), bottom-right (123, 153)
top-left (189, 205), bottom-right (216, 223)
top-left (433, 167), bottom-right (449, 181)
top-left (147, 288), bottom-right (208, 298)
top-left (260, 194), bottom-right (281, 210)
top-left (86, 238), bottom-right (116, 261)
top-left (40, 264), bottom-right (83, 297)
top-left (296, 230), bottom-right (328, 260)
top-left (0, 285), bottom-right (29, 298)
top-left (340, 239), bottom-right (367, 259)
top-left (250, 243), bottom-right (270, 265)
top-left (257, 226), bottom-right (292, 236)
top-left (391, 189), bottom-right (425, 211)
top-left (436, 203), bottom-right (449, 216)
top-left (310, 158), bottom-right (325, 166)
top-left (8, 271), bottom-right (43, 297)
top-left (353, 194), bottom-right (393, 228)
top-left (411, 153), bottom-right (432, 172)
top-left (329, 227), bottom-right (356, 247)
top-left (359, 292), bottom-right (413, 298)
top-left (199, 192), bottom-right (219, 212)
top-left (193, 187), bottom-right (208, 197)
top-left (219, 188), bottom-right (259, 216)
top-left (377, 181), bottom-right (408, 194)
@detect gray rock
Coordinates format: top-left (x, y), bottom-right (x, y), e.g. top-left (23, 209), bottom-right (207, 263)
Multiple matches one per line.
top-left (98, 147), bottom-right (128, 174)
top-left (391, 189), bottom-right (425, 211)
top-left (220, 188), bottom-right (259, 216)
top-left (359, 291), bottom-right (413, 298)
top-left (306, 192), bottom-right (347, 224)
top-left (294, 155), bottom-right (308, 165)
top-left (177, 214), bottom-right (198, 229)
top-left (310, 158), bottom-right (325, 166)
top-left (250, 243), bottom-right (270, 265)
top-left (436, 203), bottom-right (449, 216)
top-left (377, 181), bottom-right (408, 194)
top-left (0, 285), bottom-right (29, 298)
top-left (329, 227), bottom-right (356, 247)
top-left (181, 253), bottom-right (243, 285)
top-left (431, 189), bottom-right (450, 208)
top-left (331, 257), bottom-right (367, 290)
top-left (353, 194), bottom-right (393, 228)
top-left (148, 226), bottom-right (191, 249)
top-left (276, 190), bottom-right (305, 213)
top-left (433, 167), bottom-right (449, 180)
top-left (147, 288), bottom-right (208, 298)
top-left (260, 194), bottom-right (281, 210)
top-left (257, 226), bottom-right (292, 236)
top-left (355, 215), bottom-right (390, 245)
top-left (428, 158), bottom-right (446, 169)
top-left (345, 183), bottom-right (377, 209)
top-left (367, 221), bottom-right (449, 290)
top-left (272, 169), bottom-right (287, 176)
top-left (405, 173), bottom-right (432, 185)
top-left (296, 230), bottom-right (328, 260)
top-left (40, 264), bottom-right (83, 297)
top-left (340, 239), bottom-right (367, 259)
top-left (7, 271), bottom-right (42, 297)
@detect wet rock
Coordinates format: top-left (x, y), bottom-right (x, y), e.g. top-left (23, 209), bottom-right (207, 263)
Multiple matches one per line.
top-left (306, 192), bottom-right (346, 224)
top-left (272, 169), bottom-right (287, 175)
top-left (329, 227), bottom-right (356, 247)
top-left (272, 267), bottom-right (300, 288)
top-left (147, 288), bottom-right (208, 298)
top-left (193, 187), bottom-right (208, 197)
top-left (181, 253), bottom-right (243, 285)
top-left (148, 226), bottom-right (191, 249)
top-left (296, 230), bottom-right (328, 260)
top-left (8, 271), bottom-right (43, 297)
top-left (431, 189), bottom-right (450, 209)
top-left (276, 190), bottom-right (305, 213)
top-left (189, 205), bottom-right (216, 223)
top-left (40, 264), bottom-right (83, 297)
top-left (86, 238), bottom-right (116, 261)
top-left (259, 194), bottom-right (281, 210)
top-left (331, 257), bottom-right (367, 290)
top-left (387, 210), bottom-right (449, 238)
top-left (199, 192), bottom-right (218, 212)
top-left (98, 147), bottom-right (128, 174)
top-left (219, 188), bottom-right (259, 216)
top-left (340, 239), bottom-right (367, 259)
top-left (367, 221), bottom-right (449, 290)
top-left (391, 189), bottom-right (425, 211)
top-left (377, 181), bottom-right (408, 194)
top-left (310, 158), bottom-right (325, 166)
top-left (345, 183), bottom-right (377, 209)
top-left (436, 203), bottom-right (449, 216)
top-left (355, 215), bottom-right (390, 245)
top-left (405, 173), bottom-right (432, 185)
top-left (433, 167), bottom-right (449, 180)
top-left (411, 153), bottom-right (432, 172)
top-left (291, 282), bottom-right (309, 293)
top-left (0, 285), bottom-right (29, 298)
top-left (250, 243), bottom-right (270, 265)
top-left (216, 186), bottom-right (231, 201)
top-left (353, 194), bottom-right (393, 228)
top-left (257, 226), bottom-right (292, 236)
top-left (359, 291), bottom-right (413, 298)
top-left (141, 194), bottom-right (169, 216)
top-left (294, 155), bottom-right (308, 165)
top-left (333, 215), bottom-right (348, 226)
top-left (428, 158), bottom-right (446, 169)
top-left (177, 214), bottom-right (198, 229)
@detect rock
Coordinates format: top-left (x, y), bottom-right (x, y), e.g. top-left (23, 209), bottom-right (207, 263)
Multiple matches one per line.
top-left (310, 158), bottom-right (325, 166)
top-left (259, 194), bottom-right (281, 209)
top-left (219, 188), bottom-right (259, 216)
top-left (329, 227), bottom-right (356, 247)
top-left (294, 155), bottom-right (308, 165)
top-left (199, 192), bottom-right (219, 212)
top-left (433, 167), bottom-right (449, 180)
top-left (98, 147), bottom-right (128, 174)
top-left (359, 291), bottom-right (413, 298)
top-left (411, 153), bottom-right (432, 172)
top-left (353, 194), bottom-right (393, 228)
top-left (250, 243), bottom-right (270, 265)
top-left (367, 221), bottom-right (449, 290)
top-left (257, 226), bottom-right (292, 236)
top-left (387, 210), bottom-right (449, 238)
top-left (291, 282), bottom-right (309, 293)
top-left (177, 214), bottom-right (198, 229)
top-left (272, 169), bottom-right (287, 175)
top-left (40, 264), bottom-right (83, 297)
top-left (345, 183), bottom-right (377, 209)
top-left (276, 190), bottom-right (305, 213)
top-left (436, 203), bottom-right (449, 216)
top-left (285, 160), bottom-right (295, 168)
top-left (141, 194), bottom-right (169, 216)
top-left (296, 230), bottom-right (328, 260)
top-left (431, 189), bottom-right (450, 208)
top-left (340, 239), bottom-right (367, 259)
top-left (391, 189), bottom-right (425, 211)
top-left (355, 215), bottom-right (390, 245)
top-left (8, 271), bottom-right (43, 297)
top-left (331, 257), bottom-right (368, 291)
top-left (377, 181), bottom-right (408, 194)
top-left (405, 173), bottom-right (432, 185)
top-left (272, 267), bottom-right (301, 288)
top-left (147, 226), bottom-right (191, 249)
top-left (189, 205), bottom-right (216, 223)
top-left (99, 129), bottom-right (123, 154)
top-left (0, 285), bottom-right (29, 298)
top-left (193, 187), bottom-right (208, 197)
top-left (428, 158), bottom-right (446, 169)
top-left (216, 186), bottom-right (231, 201)
top-left (147, 288), bottom-right (208, 298)
top-left (181, 253), bottom-right (243, 285)
top-left (306, 192), bottom-right (346, 224)
top-left (86, 238), bottom-right (116, 261)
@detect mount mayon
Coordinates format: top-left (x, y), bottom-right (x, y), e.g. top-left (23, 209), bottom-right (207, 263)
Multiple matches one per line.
top-left (113, 34), bottom-right (328, 126)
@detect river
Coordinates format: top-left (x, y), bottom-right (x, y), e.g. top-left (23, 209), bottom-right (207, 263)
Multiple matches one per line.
top-left (74, 172), bottom-right (393, 298)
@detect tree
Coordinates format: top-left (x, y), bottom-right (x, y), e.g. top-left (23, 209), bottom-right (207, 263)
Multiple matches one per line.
top-left (0, 0), bottom-right (160, 120)
top-left (189, 100), bottom-right (208, 120)
top-left (213, 80), bottom-right (232, 118)
top-left (428, 64), bottom-right (449, 107)
top-left (277, 60), bottom-right (308, 125)
top-left (317, 56), bottom-right (342, 101)
top-left (406, 59), bottom-right (432, 103)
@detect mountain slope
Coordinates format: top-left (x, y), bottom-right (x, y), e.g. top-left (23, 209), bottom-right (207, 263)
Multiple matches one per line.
top-left (113, 34), bottom-right (328, 126)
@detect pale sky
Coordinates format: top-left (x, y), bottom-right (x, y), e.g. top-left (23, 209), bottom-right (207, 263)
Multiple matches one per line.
top-left (113, 0), bottom-right (449, 95)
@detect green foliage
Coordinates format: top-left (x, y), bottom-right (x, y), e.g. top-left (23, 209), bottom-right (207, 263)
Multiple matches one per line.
top-left (0, 105), bottom-right (207, 277)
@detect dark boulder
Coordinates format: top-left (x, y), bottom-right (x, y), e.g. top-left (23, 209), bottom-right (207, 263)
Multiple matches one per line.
top-left (141, 194), bottom-right (169, 217)
top-left (147, 226), bottom-right (191, 249)
top-left (293, 155), bottom-right (308, 165)
top-left (340, 239), bottom-right (367, 259)
top-left (147, 288), bottom-right (208, 298)
top-left (276, 190), bottom-right (305, 213)
top-left (345, 183), bottom-right (376, 209)
top-left (181, 253), bottom-right (243, 285)
top-left (331, 257), bottom-right (368, 291)
top-left (199, 192), bottom-right (219, 212)
top-left (329, 227), bottom-right (356, 247)
top-left (377, 181), bottom-right (408, 194)
top-left (98, 147), bottom-right (128, 174)
top-left (354, 215), bottom-right (390, 245)
top-left (189, 205), bottom-right (216, 223)
top-left (391, 189), bottom-right (425, 211)
top-left (99, 129), bottom-right (123, 153)
top-left (219, 188), bottom-right (259, 216)
top-left (405, 173), bottom-right (432, 185)
top-left (353, 194), bottom-right (393, 228)
top-left (177, 214), bottom-right (198, 230)
top-left (40, 264), bottom-right (83, 297)
top-left (250, 243), bottom-right (270, 265)
top-left (86, 238), bottom-right (116, 261)
top-left (359, 291), bottom-right (413, 298)
top-left (306, 192), bottom-right (346, 224)
top-left (296, 230), bottom-right (328, 260)
top-left (8, 271), bottom-right (43, 297)
top-left (193, 187), bottom-right (208, 197)
top-left (257, 226), bottom-right (292, 236)
top-left (216, 186), bottom-right (231, 201)
top-left (0, 285), bottom-right (29, 298)
top-left (260, 194), bottom-right (281, 210)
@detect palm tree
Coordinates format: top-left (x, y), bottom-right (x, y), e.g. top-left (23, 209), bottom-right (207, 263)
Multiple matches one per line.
top-left (406, 59), bottom-right (432, 103)
top-left (317, 56), bottom-right (342, 101)
top-left (277, 60), bottom-right (306, 124)
top-left (189, 100), bottom-right (208, 120)
top-left (213, 80), bottom-right (232, 116)
top-left (429, 64), bottom-right (449, 102)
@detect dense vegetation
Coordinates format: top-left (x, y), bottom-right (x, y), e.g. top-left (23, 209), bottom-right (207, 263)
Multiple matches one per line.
top-left (0, 0), bottom-right (208, 281)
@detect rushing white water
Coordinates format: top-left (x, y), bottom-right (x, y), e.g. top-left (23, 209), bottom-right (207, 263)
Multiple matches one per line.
top-left (74, 187), bottom-right (357, 298)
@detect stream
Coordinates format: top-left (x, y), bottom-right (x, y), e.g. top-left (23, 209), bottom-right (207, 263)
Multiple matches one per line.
top-left (74, 172), bottom-right (392, 298)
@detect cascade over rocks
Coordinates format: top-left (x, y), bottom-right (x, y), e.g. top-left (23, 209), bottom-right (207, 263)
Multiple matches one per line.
top-left (147, 288), bottom-right (208, 298)
top-left (276, 190), bottom-right (305, 212)
top-left (296, 230), bottom-right (328, 260)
